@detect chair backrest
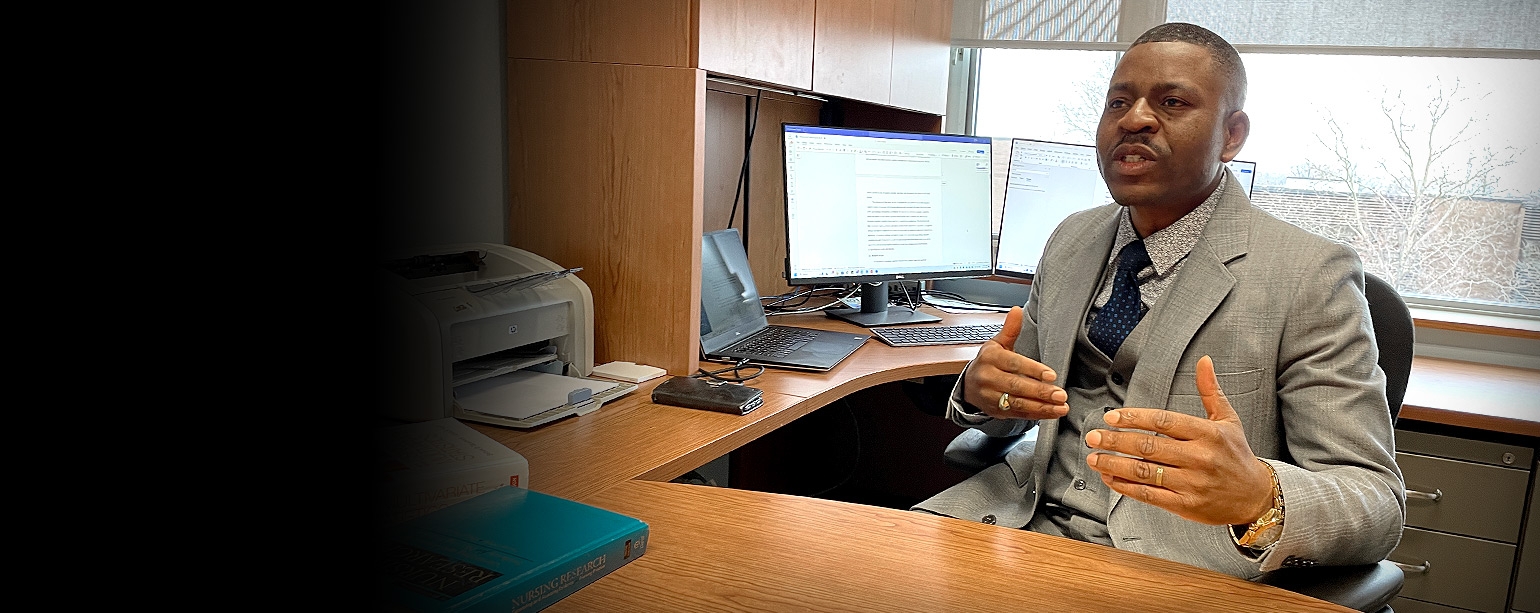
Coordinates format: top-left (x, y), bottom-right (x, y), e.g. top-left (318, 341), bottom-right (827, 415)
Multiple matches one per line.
top-left (1362, 272), bottom-right (1414, 423)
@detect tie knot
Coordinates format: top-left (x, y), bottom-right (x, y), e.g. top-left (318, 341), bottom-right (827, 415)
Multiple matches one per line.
top-left (1118, 240), bottom-right (1151, 273)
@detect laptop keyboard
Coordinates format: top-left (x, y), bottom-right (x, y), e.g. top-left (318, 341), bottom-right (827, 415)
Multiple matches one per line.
top-left (732, 326), bottom-right (819, 357)
top-left (871, 324), bottom-right (1004, 347)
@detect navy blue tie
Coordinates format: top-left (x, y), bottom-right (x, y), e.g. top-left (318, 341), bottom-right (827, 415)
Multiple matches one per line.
top-left (1088, 240), bottom-right (1151, 358)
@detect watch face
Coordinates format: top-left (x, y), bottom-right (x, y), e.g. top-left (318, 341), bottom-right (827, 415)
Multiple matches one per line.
top-left (1255, 523), bottom-right (1283, 544)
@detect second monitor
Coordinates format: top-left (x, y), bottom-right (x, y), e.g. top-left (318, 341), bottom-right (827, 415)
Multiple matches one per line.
top-left (781, 123), bottom-right (995, 327)
top-left (993, 137), bottom-right (1256, 279)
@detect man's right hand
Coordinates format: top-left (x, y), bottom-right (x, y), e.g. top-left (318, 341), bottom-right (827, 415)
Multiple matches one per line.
top-left (963, 306), bottom-right (1070, 420)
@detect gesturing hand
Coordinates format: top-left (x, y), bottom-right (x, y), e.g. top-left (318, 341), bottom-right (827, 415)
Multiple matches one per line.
top-left (1083, 355), bottom-right (1275, 526)
top-left (963, 306), bottom-right (1070, 420)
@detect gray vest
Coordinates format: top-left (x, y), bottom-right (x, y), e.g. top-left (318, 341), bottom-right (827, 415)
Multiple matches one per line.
top-left (1027, 306), bottom-right (1151, 544)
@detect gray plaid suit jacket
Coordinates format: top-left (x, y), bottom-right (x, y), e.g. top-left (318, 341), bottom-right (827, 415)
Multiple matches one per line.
top-left (913, 176), bottom-right (1406, 578)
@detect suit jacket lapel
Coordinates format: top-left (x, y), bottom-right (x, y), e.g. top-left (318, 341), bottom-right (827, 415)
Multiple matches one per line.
top-left (1112, 186), bottom-right (1253, 508)
top-left (1039, 205), bottom-right (1121, 377)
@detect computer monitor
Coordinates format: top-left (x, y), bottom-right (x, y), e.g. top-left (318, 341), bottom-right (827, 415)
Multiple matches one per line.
top-left (993, 138), bottom-right (1259, 279)
top-left (781, 123), bottom-right (994, 327)
top-left (1227, 159), bottom-right (1256, 196)
top-left (994, 138), bottom-right (1113, 279)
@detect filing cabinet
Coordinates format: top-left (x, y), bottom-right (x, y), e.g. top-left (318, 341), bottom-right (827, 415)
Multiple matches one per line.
top-left (1515, 467), bottom-right (1540, 613)
top-left (1389, 429), bottom-right (1535, 613)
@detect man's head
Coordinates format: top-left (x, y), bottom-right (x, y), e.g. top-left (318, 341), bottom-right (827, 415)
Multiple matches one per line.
top-left (1097, 22), bottom-right (1250, 231)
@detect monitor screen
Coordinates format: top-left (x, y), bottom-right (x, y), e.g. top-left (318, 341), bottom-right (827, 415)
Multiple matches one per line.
top-left (1228, 159), bottom-right (1256, 196)
top-left (993, 139), bottom-right (1259, 279)
top-left (781, 124), bottom-right (995, 326)
top-left (994, 138), bottom-right (1113, 279)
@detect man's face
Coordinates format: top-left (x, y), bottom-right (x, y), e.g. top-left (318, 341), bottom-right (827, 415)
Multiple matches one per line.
top-left (1096, 42), bottom-right (1243, 213)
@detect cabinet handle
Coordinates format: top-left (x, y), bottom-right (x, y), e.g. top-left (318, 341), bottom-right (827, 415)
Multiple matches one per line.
top-left (1391, 559), bottom-right (1431, 574)
top-left (1405, 488), bottom-right (1442, 501)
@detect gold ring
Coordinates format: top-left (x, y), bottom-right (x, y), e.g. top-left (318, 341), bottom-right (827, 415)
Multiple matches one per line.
top-left (998, 392), bottom-right (1011, 411)
top-left (1155, 466), bottom-right (1164, 488)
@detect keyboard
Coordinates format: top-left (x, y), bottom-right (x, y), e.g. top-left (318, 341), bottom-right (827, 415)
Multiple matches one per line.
top-left (731, 326), bottom-right (819, 357)
top-left (871, 323), bottom-right (1004, 347)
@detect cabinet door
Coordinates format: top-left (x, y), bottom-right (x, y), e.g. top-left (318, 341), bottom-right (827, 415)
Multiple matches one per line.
top-left (813, 0), bottom-right (895, 105)
top-left (889, 0), bottom-right (952, 114)
top-left (508, 0), bottom-right (694, 66)
top-left (699, 0), bottom-right (816, 90)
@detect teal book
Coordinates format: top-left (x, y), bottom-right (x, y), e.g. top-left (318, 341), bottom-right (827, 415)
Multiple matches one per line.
top-left (381, 486), bottom-right (649, 612)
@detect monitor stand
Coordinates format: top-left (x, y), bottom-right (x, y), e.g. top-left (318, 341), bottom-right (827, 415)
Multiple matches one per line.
top-left (826, 282), bottom-right (941, 327)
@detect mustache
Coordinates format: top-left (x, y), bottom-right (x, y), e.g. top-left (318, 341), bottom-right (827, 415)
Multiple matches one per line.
top-left (1116, 134), bottom-right (1158, 151)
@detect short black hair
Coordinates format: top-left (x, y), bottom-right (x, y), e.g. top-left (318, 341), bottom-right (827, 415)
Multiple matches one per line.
top-left (1131, 22), bottom-right (1247, 110)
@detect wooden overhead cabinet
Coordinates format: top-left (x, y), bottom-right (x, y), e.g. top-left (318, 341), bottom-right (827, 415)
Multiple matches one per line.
top-left (699, 0), bottom-right (817, 90)
top-left (505, 1), bottom-right (953, 377)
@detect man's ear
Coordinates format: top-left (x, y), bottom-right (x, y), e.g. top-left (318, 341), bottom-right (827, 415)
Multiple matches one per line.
top-left (1219, 110), bottom-right (1250, 163)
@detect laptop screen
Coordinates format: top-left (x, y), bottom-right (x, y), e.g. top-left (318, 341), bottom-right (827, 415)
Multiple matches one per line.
top-left (700, 229), bottom-right (770, 354)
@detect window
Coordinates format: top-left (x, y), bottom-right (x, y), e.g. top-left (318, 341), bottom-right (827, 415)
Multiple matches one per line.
top-left (953, 0), bottom-right (1540, 316)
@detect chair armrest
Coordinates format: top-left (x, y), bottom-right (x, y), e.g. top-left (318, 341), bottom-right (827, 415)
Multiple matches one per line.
top-left (943, 428), bottom-right (1035, 474)
top-left (1253, 560), bottom-right (1402, 613)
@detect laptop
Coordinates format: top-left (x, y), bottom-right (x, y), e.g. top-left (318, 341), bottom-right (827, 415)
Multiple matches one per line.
top-left (699, 229), bottom-right (870, 372)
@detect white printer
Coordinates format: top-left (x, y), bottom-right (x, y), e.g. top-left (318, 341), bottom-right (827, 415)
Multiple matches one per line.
top-left (377, 243), bottom-right (635, 427)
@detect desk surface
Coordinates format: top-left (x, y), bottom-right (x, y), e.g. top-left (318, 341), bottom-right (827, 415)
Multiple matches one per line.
top-left (456, 306), bottom-right (1534, 612)
top-left (468, 310), bottom-right (1000, 503)
top-left (549, 480), bottom-right (1350, 613)
top-left (470, 308), bottom-right (1539, 503)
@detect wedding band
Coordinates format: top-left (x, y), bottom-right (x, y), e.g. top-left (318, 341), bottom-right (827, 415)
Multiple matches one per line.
top-left (1155, 466), bottom-right (1164, 488)
top-left (998, 392), bottom-right (1012, 411)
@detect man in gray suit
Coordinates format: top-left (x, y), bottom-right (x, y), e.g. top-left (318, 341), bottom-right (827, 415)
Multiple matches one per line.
top-left (913, 23), bottom-right (1405, 579)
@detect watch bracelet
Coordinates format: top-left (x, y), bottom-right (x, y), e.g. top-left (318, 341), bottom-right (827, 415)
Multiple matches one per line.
top-left (1232, 458), bottom-right (1284, 550)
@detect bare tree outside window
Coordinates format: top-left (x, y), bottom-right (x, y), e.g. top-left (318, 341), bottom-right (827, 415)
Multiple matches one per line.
top-left (974, 49), bottom-right (1539, 313)
top-left (1263, 80), bottom-right (1531, 307)
top-left (1055, 58), bottom-right (1114, 145)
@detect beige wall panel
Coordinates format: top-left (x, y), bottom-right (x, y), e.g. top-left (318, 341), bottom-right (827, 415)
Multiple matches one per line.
top-left (813, 0), bottom-right (895, 104)
top-left (704, 90), bottom-right (748, 236)
top-left (699, 0), bottom-right (816, 89)
top-left (889, 0), bottom-right (952, 114)
top-left (507, 0), bottom-right (695, 67)
top-left (747, 94), bottom-right (823, 299)
top-left (507, 59), bottom-right (705, 376)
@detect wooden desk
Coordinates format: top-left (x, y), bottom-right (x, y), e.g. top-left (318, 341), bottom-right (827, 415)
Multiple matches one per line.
top-left (466, 310), bottom-right (1002, 503)
top-left (454, 306), bottom-right (1534, 613)
top-left (469, 307), bottom-right (1540, 504)
top-left (549, 480), bottom-right (1349, 613)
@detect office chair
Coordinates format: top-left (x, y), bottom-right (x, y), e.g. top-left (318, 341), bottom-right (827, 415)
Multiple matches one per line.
top-left (931, 271), bottom-right (1414, 613)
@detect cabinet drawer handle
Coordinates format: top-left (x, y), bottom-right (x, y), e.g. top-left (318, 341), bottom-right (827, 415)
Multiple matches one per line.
top-left (1405, 488), bottom-right (1442, 501)
top-left (1391, 559), bottom-right (1431, 574)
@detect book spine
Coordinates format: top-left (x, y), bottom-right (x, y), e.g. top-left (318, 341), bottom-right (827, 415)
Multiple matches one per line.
top-left (386, 465), bottom-right (527, 523)
top-left (478, 525), bottom-right (650, 613)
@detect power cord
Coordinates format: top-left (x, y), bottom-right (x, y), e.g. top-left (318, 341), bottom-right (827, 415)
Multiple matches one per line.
top-left (763, 285), bottom-right (859, 315)
top-left (920, 289), bottom-right (1018, 310)
top-left (726, 89), bottom-right (763, 234)
top-left (693, 358), bottom-right (765, 383)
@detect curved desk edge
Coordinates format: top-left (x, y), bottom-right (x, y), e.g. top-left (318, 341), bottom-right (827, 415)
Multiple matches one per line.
top-left (472, 309), bottom-right (999, 503)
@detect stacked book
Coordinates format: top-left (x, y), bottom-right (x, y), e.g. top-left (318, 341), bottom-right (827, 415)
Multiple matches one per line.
top-left (379, 470), bottom-right (649, 612)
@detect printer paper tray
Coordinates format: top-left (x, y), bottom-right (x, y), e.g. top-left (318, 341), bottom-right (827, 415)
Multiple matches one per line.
top-left (454, 379), bottom-right (637, 429)
top-left (452, 353), bottom-right (561, 388)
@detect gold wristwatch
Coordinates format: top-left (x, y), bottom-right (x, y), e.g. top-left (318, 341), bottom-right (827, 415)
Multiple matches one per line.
top-left (1232, 459), bottom-right (1284, 551)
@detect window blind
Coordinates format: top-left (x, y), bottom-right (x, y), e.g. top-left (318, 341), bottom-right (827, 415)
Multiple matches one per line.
top-left (952, 0), bottom-right (1123, 46)
top-left (1165, 0), bottom-right (1538, 51)
top-left (954, 0), bottom-right (1540, 52)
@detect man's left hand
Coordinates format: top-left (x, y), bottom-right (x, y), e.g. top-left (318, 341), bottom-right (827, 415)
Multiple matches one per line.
top-left (1084, 355), bottom-right (1275, 526)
